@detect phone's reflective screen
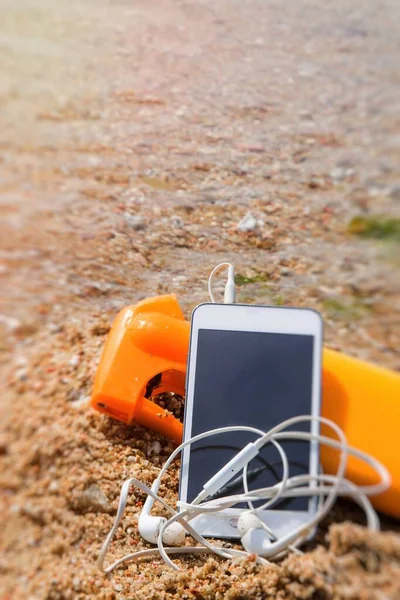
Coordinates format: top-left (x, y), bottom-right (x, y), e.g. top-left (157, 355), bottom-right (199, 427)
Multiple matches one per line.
top-left (186, 329), bottom-right (315, 510)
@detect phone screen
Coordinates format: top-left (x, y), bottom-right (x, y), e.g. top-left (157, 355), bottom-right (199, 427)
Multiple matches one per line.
top-left (184, 328), bottom-right (316, 511)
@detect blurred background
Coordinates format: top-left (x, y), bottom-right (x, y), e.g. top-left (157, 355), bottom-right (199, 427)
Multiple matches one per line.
top-left (0, 0), bottom-right (399, 598)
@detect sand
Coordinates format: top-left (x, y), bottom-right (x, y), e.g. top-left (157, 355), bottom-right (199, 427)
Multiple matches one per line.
top-left (1, 0), bottom-right (399, 597)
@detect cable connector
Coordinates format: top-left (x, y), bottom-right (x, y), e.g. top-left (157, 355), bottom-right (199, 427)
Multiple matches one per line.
top-left (224, 264), bottom-right (236, 304)
top-left (208, 263), bottom-right (236, 304)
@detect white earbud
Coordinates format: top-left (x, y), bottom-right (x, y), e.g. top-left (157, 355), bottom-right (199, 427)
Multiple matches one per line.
top-left (138, 514), bottom-right (186, 545)
top-left (238, 512), bottom-right (305, 558)
top-left (238, 513), bottom-right (272, 555)
top-left (240, 527), bottom-right (272, 556)
top-left (237, 512), bottom-right (264, 536)
top-left (160, 520), bottom-right (186, 545)
top-left (138, 482), bottom-right (185, 546)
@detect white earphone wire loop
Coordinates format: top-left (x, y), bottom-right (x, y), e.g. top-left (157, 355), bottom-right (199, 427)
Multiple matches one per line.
top-left (98, 416), bottom-right (390, 573)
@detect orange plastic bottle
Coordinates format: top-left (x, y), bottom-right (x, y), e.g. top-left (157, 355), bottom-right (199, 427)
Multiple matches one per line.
top-left (91, 295), bottom-right (187, 443)
top-left (322, 348), bottom-right (400, 517)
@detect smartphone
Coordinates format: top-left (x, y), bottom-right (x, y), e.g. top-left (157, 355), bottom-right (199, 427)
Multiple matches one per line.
top-left (179, 302), bottom-right (323, 540)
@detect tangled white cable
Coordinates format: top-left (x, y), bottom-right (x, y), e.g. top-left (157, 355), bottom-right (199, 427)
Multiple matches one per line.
top-left (97, 415), bottom-right (390, 573)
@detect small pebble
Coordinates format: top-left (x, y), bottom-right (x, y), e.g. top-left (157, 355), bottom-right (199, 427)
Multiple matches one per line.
top-left (75, 484), bottom-right (111, 513)
top-left (70, 394), bottom-right (90, 409)
top-left (0, 314), bottom-right (20, 332)
top-left (73, 577), bottom-right (81, 591)
top-left (124, 214), bottom-right (147, 231)
top-left (147, 441), bottom-right (161, 456)
top-left (236, 212), bottom-right (257, 232)
top-left (15, 355), bottom-right (28, 367)
top-left (69, 355), bottom-right (80, 368)
top-left (170, 215), bottom-right (184, 228)
top-left (330, 166), bottom-right (354, 181)
top-left (48, 481), bottom-right (59, 493)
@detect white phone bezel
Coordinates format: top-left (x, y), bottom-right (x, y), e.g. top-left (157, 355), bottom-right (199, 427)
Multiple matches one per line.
top-left (179, 302), bottom-right (323, 540)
